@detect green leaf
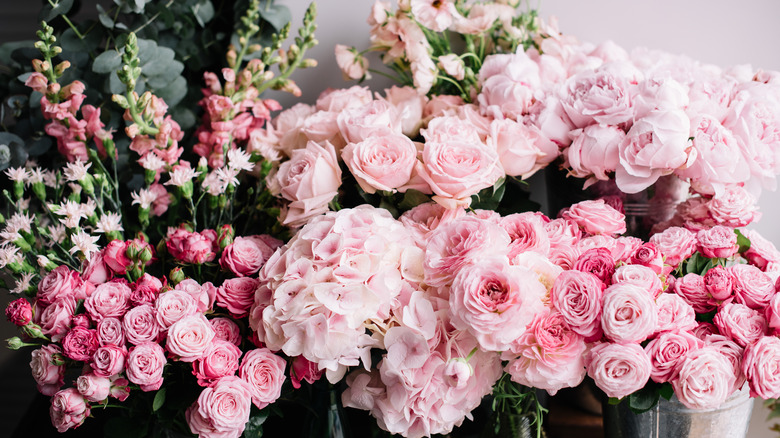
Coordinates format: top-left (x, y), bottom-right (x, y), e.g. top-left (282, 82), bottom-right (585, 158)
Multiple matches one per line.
top-left (146, 61), bottom-right (184, 88)
top-left (243, 410), bottom-right (270, 437)
top-left (659, 383), bottom-right (674, 401)
top-left (97, 4), bottom-right (115, 28)
top-left (735, 229), bottom-right (751, 253)
top-left (258, 3), bottom-right (292, 32)
top-left (192, 0), bottom-right (215, 27)
top-left (607, 397), bottom-right (621, 405)
top-left (103, 415), bottom-right (149, 438)
top-left (470, 178), bottom-right (506, 211)
top-left (397, 189), bottom-right (431, 211)
top-left (154, 76), bottom-right (187, 107)
top-left (628, 384), bottom-right (660, 414)
top-left (152, 387), bottom-right (166, 411)
top-left (92, 51), bottom-right (123, 74)
top-left (40, 0), bottom-right (74, 22)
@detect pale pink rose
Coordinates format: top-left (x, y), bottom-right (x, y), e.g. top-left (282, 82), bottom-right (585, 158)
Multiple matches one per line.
top-left (273, 140), bottom-right (342, 228)
top-left (382, 85), bottom-right (426, 137)
top-left (645, 330), bottom-right (703, 383)
top-left (601, 283), bottom-right (658, 343)
top-left (337, 99), bottom-right (401, 144)
top-left (615, 109), bottom-right (692, 193)
top-left (567, 124), bottom-right (625, 183)
top-left (449, 258), bottom-right (547, 351)
top-left (705, 333), bottom-right (746, 394)
top-left (300, 110), bottom-right (342, 148)
top-left (173, 279), bottom-right (217, 313)
top-left (612, 264), bottom-right (663, 299)
top-left (693, 322), bottom-right (720, 339)
top-left (673, 346), bottom-right (736, 410)
top-left (36, 265), bottom-right (80, 306)
top-left (550, 271), bottom-right (605, 340)
top-left (239, 348), bottom-right (287, 409)
top-left (84, 281), bottom-right (131, 322)
top-left (290, 356), bottom-right (323, 389)
top-left (573, 247), bottom-right (615, 286)
top-left (155, 289), bottom-right (198, 330)
top-left (193, 339), bottom-right (242, 387)
top-left (437, 53), bottom-right (465, 80)
top-left (544, 218), bottom-right (583, 248)
top-left (220, 235), bottom-right (281, 277)
top-left (730, 264), bottom-right (774, 309)
top-left (399, 201), bottom-right (466, 243)
top-left (211, 317), bottom-right (242, 346)
top-left (696, 226), bottom-right (739, 259)
top-left (166, 228), bottom-right (218, 264)
top-left (650, 226), bottom-right (698, 269)
top-left (122, 304), bottom-right (160, 345)
top-left (411, 0), bottom-right (459, 31)
top-left (315, 85), bottom-right (373, 113)
top-left (103, 240), bottom-right (132, 275)
top-left (31, 344), bottom-right (65, 396)
top-left (423, 115), bottom-right (483, 144)
top-left (504, 310), bottom-right (587, 394)
top-left (187, 376), bottom-right (253, 438)
top-left (561, 67), bottom-right (634, 129)
top-left (62, 326), bottom-right (99, 361)
top-left (216, 277), bottom-right (259, 318)
top-left (704, 265), bottom-right (734, 302)
top-left (655, 293), bottom-right (697, 335)
top-left (587, 342), bottom-right (651, 399)
top-left (49, 388), bottom-right (90, 432)
top-left (166, 314), bottom-right (216, 362)
top-left (76, 373), bottom-right (111, 402)
top-left (714, 302), bottom-right (767, 348)
top-left (709, 187), bottom-right (761, 228)
top-left (488, 118), bottom-right (557, 178)
top-left (91, 344), bottom-right (126, 377)
top-left (423, 95), bottom-right (464, 121)
top-left (81, 250), bottom-right (112, 284)
top-left (424, 216), bottom-right (510, 288)
top-left (674, 273), bottom-right (716, 313)
top-left (342, 133), bottom-right (418, 194)
top-left (416, 139), bottom-right (503, 208)
top-left (741, 229), bottom-right (780, 270)
top-left (452, 2), bottom-right (513, 34)
top-left (563, 199), bottom-right (627, 236)
top-left (766, 293), bottom-right (780, 336)
top-left (334, 44), bottom-right (369, 80)
top-left (743, 336), bottom-right (780, 399)
top-left (126, 342), bottom-right (166, 391)
top-left (95, 317), bottom-right (123, 346)
top-left (500, 212), bottom-right (551, 259)
top-left (270, 103), bottom-right (314, 157)
top-left (478, 52), bottom-right (541, 119)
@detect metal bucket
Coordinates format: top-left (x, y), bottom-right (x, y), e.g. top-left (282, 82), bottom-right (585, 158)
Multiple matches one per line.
top-left (603, 386), bottom-right (754, 438)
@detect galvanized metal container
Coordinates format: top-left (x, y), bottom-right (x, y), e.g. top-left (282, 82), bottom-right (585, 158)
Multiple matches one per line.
top-left (603, 386), bottom-right (754, 438)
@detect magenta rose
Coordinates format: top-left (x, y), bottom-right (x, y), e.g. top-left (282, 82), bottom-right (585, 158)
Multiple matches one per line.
top-left (216, 277), bottom-right (260, 319)
top-left (743, 336), bottom-right (780, 399)
top-left (166, 314), bottom-right (216, 362)
top-left (645, 331), bottom-right (703, 383)
top-left (91, 344), bottom-right (127, 377)
top-left (76, 373), bottom-right (111, 402)
top-left (210, 317), bottom-right (242, 346)
top-left (649, 226), bottom-right (698, 269)
top-left (126, 342), bottom-right (167, 391)
top-left (30, 344), bottom-right (65, 396)
top-left (696, 226), bottom-right (739, 259)
top-left (654, 293), bottom-right (697, 335)
top-left (713, 302), bottom-right (767, 348)
top-left (167, 228), bottom-right (218, 264)
top-left (219, 235), bottom-right (282, 277)
top-left (550, 270), bottom-right (605, 340)
top-left (239, 348), bottom-right (288, 409)
top-left (193, 339), bottom-right (242, 387)
top-left (84, 281), bottom-right (132, 322)
top-left (5, 297), bottom-right (32, 326)
top-left (155, 289), bottom-right (198, 330)
top-left (187, 376), bottom-right (253, 437)
top-left (587, 342), bottom-right (651, 399)
top-left (62, 326), bottom-right (99, 362)
top-left (103, 239), bottom-right (132, 275)
top-left (96, 317), bottom-right (124, 346)
top-left (122, 304), bottom-right (160, 345)
top-left (704, 265), bottom-right (734, 303)
top-left (601, 283), bottom-right (658, 343)
top-left (36, 265), bottom-right (80, 306)
top-left (290, 356), bottom-right (323, 389)
top-left (341, 133), bottom-right (418, 193)
top-left (730, 264), bottom-right (774, 310)
top-left (674, 273), bottom-right (716, 313)
top-left (563, 199), bottom-right (626, 236)
top-left (629, 242), bottom-right (663, 275)
top-left (573, 247), bottom-right (615, 286)
top-left (49, 388), bottom-right (90, 432)
top-left (672, 346), bottom-right (736, 410)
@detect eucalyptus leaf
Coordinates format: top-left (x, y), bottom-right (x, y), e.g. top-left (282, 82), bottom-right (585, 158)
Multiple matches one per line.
top-left (108, 71), bottom-right (125, 95)
top-left (154, 76), bottom-right (187, 107)
top-left (26, 137), bottom-right (52, 156)
top-left (39, 0), bottom-right (75, 22)
top-left (16, 72), bottom-right (32, 84)
top-left (258, 2), bottom-right (292, 32)
top-left (97, 4), bottom-right (116, 28)
top-left (0, 42), bottom-right (35, 69)
top-left (191, 0), bottom-right (215, 27)
top-left (92, 51), bottom-right (123, 74)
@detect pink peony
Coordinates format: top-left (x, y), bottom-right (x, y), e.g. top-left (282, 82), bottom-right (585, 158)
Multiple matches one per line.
top-left (587, 342), bottom-right (651, 399)
top-left (126, 342), bottom-right (167, 391)
top-left (566, 124), bottom-right (625, 183)
top-left (239, 348), bottom-right (287, 409)
top-left (477, 52), bottom-right (540, 119)
top-left (550, 271), bottom-right (605, 340)
top-left (672, 346), bottom-right (736, 410)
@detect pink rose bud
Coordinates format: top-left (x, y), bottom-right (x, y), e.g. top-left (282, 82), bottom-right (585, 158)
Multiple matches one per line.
top-left (5, 297), bottom-right (32, 326)
top-left (704, 265), bottom-right (734, 302)
top-left (629, 242), bottom-right (663, 275)
top-left (217, 224), bottom-right (235, 249)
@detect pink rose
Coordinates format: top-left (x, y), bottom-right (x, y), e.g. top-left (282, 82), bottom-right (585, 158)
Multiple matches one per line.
top-left (211, 317), bottom-right (242, 346)
top-left (629, 243), bottom-right (663, 275)
top-left (587, 342), bottom-right (651, 399)
top-left (545, 218), bottom-right (583, 249)
top-left (76, 373), bottom-right (111, 402)
top-left (96, 317), bottom-right (124, 346)
top-left (743, 336), bottom-right (780, 399)
top-left (290, 356), bottom-right (323, 389)
top-left (166, 314), bottom-right (216, 362)
top-left (35, 298), bottom-right (75, 342)
top-left (126, 342), bottom-right (167, 391)
top-left (416, 139), bottom-right (502, 209)
top-left (573, 247), bottom-right (615, 286)
top-left (155, 289), bottom-right (198, 330)
top-left (713, 302), bottom-right (767, 348)
top-left (91, 344), bottom-right (126, 377)
top-left (173, 279), bottom-right (217, 313)
top-left (273, 140), bottom-right (342, 228)
top-left (704, 265), bottom-right (734, 302)
top-left (122, 304), bottom-right (160, 345)
top-left (342, 133), bottom-right (418, 194)
top-left (49, 388), bottom-right (90, 432)
top-left (36, 266), bottom-right (80, 306)
top-left (167, 228), bottom-right (218, 264)
top-left (705, 334), bottom-right (746, 394)
top-left (693, 322), bottom-right (720, 340)
top-left (220, 235), bottom-right (282, 277)
top-left (674, 273), bottom-right (716, 313)
top-left (336, 99), bottom-right (401, 144)
top-left (615, 109), bottom-right (692, 193)
top-left (709, 187), bottom-right (761, 229)
top-left (645, 330), bottom-right (703, 383)
top-left (30, 344), bottom-right (65, 396)
top-left (500, 212), bottom-right (551, 260)
top-left (563, 199), bottom-right (627, 236)
top-left (423, 95), bottom-right (464, 120)
top-left (449, 258), bottom-right (547, 351)
top-left (62, 326), bottom-right (99, 361)
top-left (696, 226), bottom-right (739, 259)
top-left (5, 297), bottom-right (32, 326)
top-left (399, 201), bottom-right (466, 243)
top-left (477, 52), bottom-right (540, 119)
top-left (742, 229), bottom-right (780, 270)
top-left (655, 293), bottom-right (697, 335)
top-left (601, 283), bottom-right (658, 343)
top-left (612, 264), bottom-right (663, 299)
top-left (82, 250), bottom-right (112, 284)
top-left (730, 264), bottom-right (774, 310)
top-left (672, 346), bottom-right (736, 410)
top-left (84, 281), bottom-right (131, 322)
top-left (315, 85), bottom-right (373, 113)
top-left (216, 278), bottom-right (260, 319)
top-left (239, 348), bottom-right (287, 409)
top-left (130, 274), bottom-right (163, 306)
top-left (649, 226), bottom-right (697, 269)
top-left (382, 85), bottom-right (426, 137)
top-left (193, 339), bottom-right (242, 387)
top-left (766, 293), bottom-right (780, 336)
top-left (187, 377), bottom-right (253, 438)
top-left (103, 240), bottom-right (132, 275)
top-left (550, 271), bottom-right (605, 340)
top-left (566, 124), bottom-right (625, 182)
